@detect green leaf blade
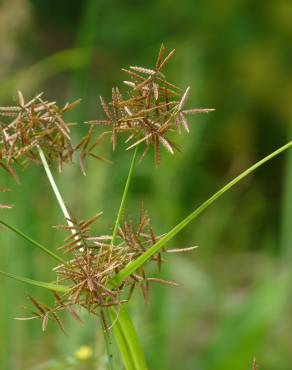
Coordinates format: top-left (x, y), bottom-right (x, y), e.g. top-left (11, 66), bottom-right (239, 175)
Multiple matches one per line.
top-left (0, 269), bottom-right (69, 293)
top-left (110, 141), bottom-right (292, 288)
top-left (0, 220), bottom-right (66, 264)
top-left (109, 306), bottom-right (148, 370)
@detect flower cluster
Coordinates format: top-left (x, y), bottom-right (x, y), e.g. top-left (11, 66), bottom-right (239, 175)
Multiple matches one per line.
top-left (87, 44), bottom-right (215, 165)
top-left (0, 91), bottom-right (80, 181)
top-left (0, 44), bottom-right (215, 184)
top-left (22, 208), bottom-right (190, 331)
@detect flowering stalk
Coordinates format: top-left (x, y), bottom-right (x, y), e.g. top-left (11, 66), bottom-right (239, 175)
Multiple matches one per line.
top-left (111, 146), bottom-right (138, 246)
top-left (37, 146), bottom-right (76, 235)
top-left (37, 146), bottom-right (118, 369)
top-left (107, 145), bottom-right (148, 369)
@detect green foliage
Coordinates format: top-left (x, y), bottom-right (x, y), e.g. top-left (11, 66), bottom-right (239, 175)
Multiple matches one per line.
top-left (0, 220), bottom-right (66, 264)
top-left (0, 270), bottom-right (67, 293)
top-left (111, 141), bottom-right (292, 287)
top-left (109, 306), bottom-right (148, 370)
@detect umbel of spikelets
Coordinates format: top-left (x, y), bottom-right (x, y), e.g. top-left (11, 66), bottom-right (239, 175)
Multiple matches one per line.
top-left (18, 208), bottom-right (196, 332)
top-left (0, 92), bottom-right (83, 182)
top-left (86, 44), bottom-right (215, 165)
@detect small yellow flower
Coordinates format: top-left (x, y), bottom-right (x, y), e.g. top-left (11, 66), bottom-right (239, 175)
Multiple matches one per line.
top-left (74, 345), bottom-right (93, 361)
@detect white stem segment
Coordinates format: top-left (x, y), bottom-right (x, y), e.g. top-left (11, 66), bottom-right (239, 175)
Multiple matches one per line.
top-left (37, 146), bottom-right (76, 236)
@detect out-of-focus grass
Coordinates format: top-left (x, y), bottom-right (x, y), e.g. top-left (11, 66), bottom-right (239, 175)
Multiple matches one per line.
top-left (0, 48), bottom-right (92, 99)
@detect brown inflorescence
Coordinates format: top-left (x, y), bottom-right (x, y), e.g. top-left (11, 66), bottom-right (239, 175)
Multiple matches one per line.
top-left (0, 92), bottom-right (81, 181)
top-left (86, 44), bottom-right (215, 165)
top-left (20, 208), bottom-right (189, 332)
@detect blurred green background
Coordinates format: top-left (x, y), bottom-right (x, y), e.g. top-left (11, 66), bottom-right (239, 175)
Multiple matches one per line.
top-left (0, 0), bottom-right (292, 369)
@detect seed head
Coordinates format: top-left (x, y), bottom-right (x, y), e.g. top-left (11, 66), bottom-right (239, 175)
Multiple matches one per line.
top-left (19, 207), bottom-right (195, 331)
top-left (0, 92), bottom-right (81, 180)
top-left (87, 44), bottom-right (215, 165)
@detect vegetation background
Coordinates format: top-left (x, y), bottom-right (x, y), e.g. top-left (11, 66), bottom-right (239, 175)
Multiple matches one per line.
top-left (0, 0), bottom-right (292, 369)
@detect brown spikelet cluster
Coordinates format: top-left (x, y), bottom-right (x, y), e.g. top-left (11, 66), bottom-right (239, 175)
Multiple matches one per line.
top-left (52, 208), bottom-right (175, 315)
top-left (20, 208), bottom-right (195, 331)
top-left (87, 44), bottom-right (215, 165)
top-left (0, 91), bottom-right (80, 181)
top-left (0, 44), bottom-right (215, 181)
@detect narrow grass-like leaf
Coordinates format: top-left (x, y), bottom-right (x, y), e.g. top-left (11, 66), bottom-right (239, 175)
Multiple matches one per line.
top-left (110, 141), bottom-right (292, 287)
top-left (0, 270), bottom-right (68, 292)
top-left (109, 306), bottom-right (148, 370)
top-left (109, 311), bottom-right (135, 370)
top-left (0, 220), bottom-right (66, 264)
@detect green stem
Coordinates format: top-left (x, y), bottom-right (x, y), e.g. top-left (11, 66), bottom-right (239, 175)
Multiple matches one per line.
top-left (281, 120), bottom-right (292, 254)
top-left (103, 334), bottom-right (115, 370)
top-left (100, 311), bottom-right (115, 370)
top-left (111, 147), bottom-right (138, 246)
top-left (39, 146), bottom-right (118, 370)
top-left (38, 147), bottom-right (76, 234)
top-left (0, 219), bottom-right (66, 264)
top-left (108, 146), bottom-right (149, 370)
top-left (110, 141), bottom-right (292, 288)
top-left (38, 146), bottom-right (81, 257)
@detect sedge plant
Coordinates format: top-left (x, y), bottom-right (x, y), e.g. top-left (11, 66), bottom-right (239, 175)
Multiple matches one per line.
top-left (0, 44), bottom-right (291, 369)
